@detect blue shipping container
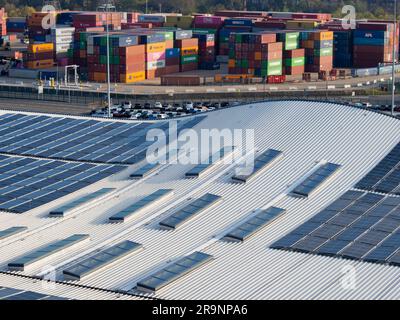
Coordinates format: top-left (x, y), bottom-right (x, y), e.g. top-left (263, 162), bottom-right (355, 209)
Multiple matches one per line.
top-left (353, 37), bottom-right (389, 46)
top-left (354, 30), bottom-right (389, 39)
top-left (166, 48), bottom-right (180, 58)
top-left (139, 33), bottom-right (166, 44)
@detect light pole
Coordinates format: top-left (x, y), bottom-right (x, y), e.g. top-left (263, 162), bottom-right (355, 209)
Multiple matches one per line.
top-left (392, 0), bottom-right (397, 116)
top-left (97, 1), bottom-right (116, 118)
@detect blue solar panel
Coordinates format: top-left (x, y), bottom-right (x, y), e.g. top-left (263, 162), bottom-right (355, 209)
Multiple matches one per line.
top-left (0, 113), bottom-right (206, 165)
top-left (271, 188), bottom-right (400, 267)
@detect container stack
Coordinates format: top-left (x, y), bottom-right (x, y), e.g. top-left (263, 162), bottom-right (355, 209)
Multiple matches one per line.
top-left (175, 38), bottom-right (199, 72)
top-left (6, 17), bottom-right (25, 33)
top-left (333, 30), bottom-right (353, 68)
top-left (48, 27), bottom-right (75, 66)
top-left (218, 18), bottom-right (253, 56)
top-left (27, 12), bottom-right (57, 42)
top-left (353, 22), bottom-right (397, 68)
top-left (284, 48), bottom-right (305, 75)
top-left (301, 30), bottom-right (333, 72)
top-left (0, 8), bottom-right (6, 36)
top-left (193, 31), bottom-right (216, 69)
top-left (88, 34), bottom-right (145, 83)
top-left (228, 32), bottom-right (282, 77)
top-left (140, 33), bottom-right (166, 79)
top-left (24, 43), bottom-right (54, 69)
top-left (72, 27), bottom-right (104, 67)
top-left (165, 47), bottom-right (180, 74)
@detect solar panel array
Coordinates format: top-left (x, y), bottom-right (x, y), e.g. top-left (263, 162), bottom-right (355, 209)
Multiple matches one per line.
top-left (0, 113), bottom-right (206, 165)
top-left (185, 147), bottom-right (234, 178)
top-left (291, 162), bottom-right (341, 198)
top-left (0, 287), bottom-right (69, 300)
top-left (109, 189), bottom-right (174, 222)
top-left (271, 190), bottom-right (400, 266)
top-left (8, 234), bottom-right (89, 271)
top-left (136, 251), bottom-right (213, 293)
top-left (0, 155), bottom-right (125, 213)
top-left (356, 143), bottom-right (400, 195)
top-left (63, 240), bottom-right (143, 281)
top-left (232, 149), bottom-right (283, 183)
top-left (224, 207), bottom-right (286, 242)
top-left (49, 188), bottom-right (116, 217)
top-left (159, 193), bottom-right (222, 230)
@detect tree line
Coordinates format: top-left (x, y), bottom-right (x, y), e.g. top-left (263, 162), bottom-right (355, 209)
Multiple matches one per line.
top-left (0, 0), bottom-right (396, 19)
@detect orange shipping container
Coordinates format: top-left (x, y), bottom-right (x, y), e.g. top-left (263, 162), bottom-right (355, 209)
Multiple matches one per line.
top-left (228, 59), bottom-right (235, 68)
top-left (93, 72), bottom-right (107, 82)
top-left (28, 43), bottom-right (54, 53)
top-left (146, 42), bottom-right (166, 53)
top-left (165, 40), bottom-right (174, 49)
top-left (254, 52), bottom-right (262, 60)
top-left (312, 31), bottom-right (333, 41)
top-left (181, 46), bottom-right (198, 56)
top-left (120, 71), bottom-right (146, 83)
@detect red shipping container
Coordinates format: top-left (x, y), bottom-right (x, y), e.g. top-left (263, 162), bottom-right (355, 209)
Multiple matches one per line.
top-left (166, 57), bottom-right (180, 66)
top-left (267, 75), bottom-right (286, 83)
top-left (180, 63), bottom-right (198, 72)
top-left (175, 38), bottom-right (199, 48)
top-left (285, 65), bottom-right (305, 75)
top-left (146, 68), bottom-right (165, 79)
top-left (164, 65), bottom-right (180, 74)
top-left (284, 48), bottom-right (305, 59)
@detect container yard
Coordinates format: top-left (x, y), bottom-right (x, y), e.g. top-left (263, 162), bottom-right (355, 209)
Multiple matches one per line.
top-left (0, 8), bottom-right (398, 86)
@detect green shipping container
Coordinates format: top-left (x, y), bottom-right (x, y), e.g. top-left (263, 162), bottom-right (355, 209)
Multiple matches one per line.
top-left (284, 40), bottom-right (299, 50)
top-left (181, 55), bottom-right (198, 64)
top-left (285, 57), bottom-right (305, 67)
top-left (261, 59), bottom-right (282, 70)
top-left (315, 48), bottom-right (333, 56)
top-left (111, 56), bottom-right (120, 65)
top-left (100, 55), bottom-right (107, 64)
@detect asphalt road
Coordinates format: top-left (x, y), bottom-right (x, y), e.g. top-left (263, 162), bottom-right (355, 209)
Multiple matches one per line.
top-left (0, 72), bottom-right (393, 96)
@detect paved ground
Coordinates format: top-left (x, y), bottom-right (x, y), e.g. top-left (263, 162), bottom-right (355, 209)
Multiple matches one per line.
top-left (0, 98), bottom-right (92, 115)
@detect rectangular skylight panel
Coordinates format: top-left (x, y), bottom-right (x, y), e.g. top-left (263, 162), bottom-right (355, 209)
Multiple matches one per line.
top-left (224, 207), bottom-right (286, 242)
top-left (49, 188), bottom-right (115, 217)
top-left (8, 234), bottom-right (89, 271)
top-left (63, 240), bottom-right (142, 281)
top-left (159, 194), bottom-right (222, 230)
top-left (291, 162), bottom-right (341, 198)
top-left (0, 226), bottom-right (27, 240)
top-left (232, 149), bottom-right (283, 183)
top-left (109, 189), bottom-right (173, 222)
top-left (136, 252), bottom-right (213, 293)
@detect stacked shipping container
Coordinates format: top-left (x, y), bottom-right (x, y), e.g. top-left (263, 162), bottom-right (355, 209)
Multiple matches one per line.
top-left (24, 43), bottom-right (54, 69)
top-left (353, 22), bottom-right (397, 68)
top-left (175, 38), bottom-right (198, 72)
top-left (301, 30), bottom-right (333, 72)
top-left (48, 27), bottom-right (75, 66)
top-left (229, 32), bottom-right (282, 77)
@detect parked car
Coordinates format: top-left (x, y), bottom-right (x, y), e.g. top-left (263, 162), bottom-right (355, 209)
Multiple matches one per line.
top-left (154, 102), bottom-right (163, 109)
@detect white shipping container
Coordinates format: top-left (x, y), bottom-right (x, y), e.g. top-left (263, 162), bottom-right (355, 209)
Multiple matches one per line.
top-left (147, 60), bottom-right (166, 70)
top-left (53, 36), bottom-right (74, 44)
top-left (51, 27), bottom-right (75, 36)
top-left (269, 12), bottom-right (293, 19)
top-left (55, 43), bottom-right (73, 53)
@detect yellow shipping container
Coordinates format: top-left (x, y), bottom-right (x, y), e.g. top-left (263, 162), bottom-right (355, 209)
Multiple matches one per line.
top-left (25, 59), bottom-right (54, 69)
top-left (287, 20), bottom-right (318, 30)
top-left (28, 43), bottom-right (54, 53)
top-left (312, 31), bottom-right (333, 41)
top-left (146, 42), bottom-right (166, 53)
top-left (121, 71), bottom-right (146, 83)
top-left (228, 59), bottom-right (235, 68)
